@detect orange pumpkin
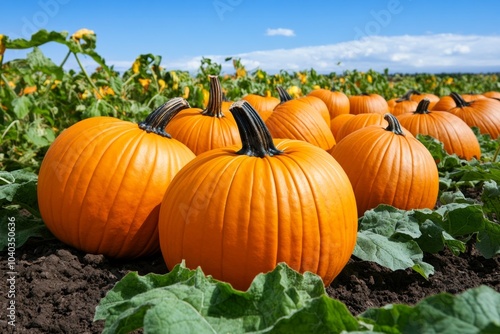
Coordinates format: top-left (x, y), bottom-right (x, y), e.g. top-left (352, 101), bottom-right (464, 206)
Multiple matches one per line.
top-left (37, 98), bottom-right (196, 258)
top-left (277, 86), bottom-right (330, 126)
top-left (308, 87), bottom-right (350, 120)
top-left (482, 91), bottom-right (500, 101)
top-left (165, 75), bottom-right (241, 155)
top-left (387, 90), bottom-right (419, 116)
top-left (348, 93), bottom-right (389, 115)
top-left (335, 113), bottom-right (388, 142)
top-left (330, 113), bottom-right (439, 217)
top-left (397, 99), bottom-right (481, 160)
top-left (265, 87), bottom-right (336, 150)
top-left (408, 90), bottom-right (439, 110)
top-left (158, 100), bottom-right (358, 291)
top-left (330, 114), bottom-right (355, 139)
top-left (241, 93), bottom-right (280, 121)
top-left (445, 92), bottom-right (500, 139)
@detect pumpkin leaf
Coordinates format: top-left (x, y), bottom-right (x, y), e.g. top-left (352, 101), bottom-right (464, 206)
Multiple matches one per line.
top-left (94, 262), bottom-right (361, 334)
top-left (359, 285), bottom-right (500, 333)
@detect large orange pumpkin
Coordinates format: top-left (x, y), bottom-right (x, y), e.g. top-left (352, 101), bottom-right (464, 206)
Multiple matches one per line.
top-left (335, 113), bottom-right (388, 142)
top-left (277, 86), bottom-right (330, 126)
top-left (37, 98), bottom-right (196, 258)
top-left (387, 90), bottom-right (419, 116)
top-left (330, 113), bottom-right (439, 217)
top-left (165, 75), bottom-right (241, 155)
top-left (158, 100), bottom-right (358, 291)
top-left (397, 99), bottom-right (481, 161)
top-left (348, 92), bottom-right (389, 115)
top-left (241, 93), bottom-right (280, 121)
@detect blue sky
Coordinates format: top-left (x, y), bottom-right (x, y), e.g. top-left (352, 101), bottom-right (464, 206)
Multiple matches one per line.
top-left (2, 0), bottom-right (500, 73)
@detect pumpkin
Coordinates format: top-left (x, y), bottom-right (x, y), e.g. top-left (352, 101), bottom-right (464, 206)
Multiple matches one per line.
top-left (335, 112), bottom-right (388, 142)
top-left (158, 100), bottom-right (358, 291)
top-left (330, 113), bottom-right (439, 216)
top-left (277, 86), bottom-right (330, 126)
top-left (165, 75), bottom-right (241, 155)
top-left (241, 93), bottom-right (280, 121)
top-left (445, 92), bottom-right (500, 139)
top-left (348, 92), bottom-right (389, 115)
top-left (482, 91), bottom-right (500, 101)
top-left (387, 90), bottom-right (419, 116)
top-left (407, 89), bottom-right (439, 110)
top-left (330, 113), bottom-right (355, 139)
top-left (308, 87), bottom-right (350, 120)
top-left (397, 99), bottom-right (481, 160)
top-left (37, 98), bottom-right (196, 258)
top-left (265, 87), bottom-right (336, 150)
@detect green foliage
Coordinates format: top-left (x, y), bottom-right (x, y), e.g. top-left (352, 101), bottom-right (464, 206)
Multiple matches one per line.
top-left (94, 262), bottom-right (500, 333)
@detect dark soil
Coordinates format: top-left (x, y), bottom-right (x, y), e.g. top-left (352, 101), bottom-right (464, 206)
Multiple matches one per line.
top-left (1, 235), bottom-right (499, 333)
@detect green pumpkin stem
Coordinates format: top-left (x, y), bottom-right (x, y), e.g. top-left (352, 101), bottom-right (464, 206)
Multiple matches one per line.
top-left (202, 75), bottom-right (225, 118)
top-left (277, 86), bottom-right (293, 103)
top-left (384, 113), bottom-right (406, 136)
top-left (449, 92), bottom-right (470, 108)
top-left (138, 97), bottom-right (190, 138)
top-left (229, 100), bottom-right (283, 158)
top-left (414, 99), bottom-right (431, 114)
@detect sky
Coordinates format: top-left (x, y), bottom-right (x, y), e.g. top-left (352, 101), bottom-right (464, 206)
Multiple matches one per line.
top-left (1, 0), bottom-right (500, 74)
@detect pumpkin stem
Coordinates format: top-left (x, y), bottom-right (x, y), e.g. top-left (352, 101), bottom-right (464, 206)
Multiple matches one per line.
top-left (202, 75), bottom-right (225, 118)
top-left (413, 99), bottom-right (431, 114)
top-left (449, 92), bottom-right (470, 108)
top-left (384, 113), bottom-right (405, 136)
top-left (396, 89), bottom-right (416, 102)
top-left (277, 86), bottom-right (293, 103)
top-left (229, 100), bottom-right (283, 158)
top-left (138, 97), bottom-right (190, 138)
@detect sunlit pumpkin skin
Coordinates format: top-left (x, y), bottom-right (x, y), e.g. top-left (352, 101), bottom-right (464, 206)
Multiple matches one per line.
top-left (308, 88), bottom-right (350, 120)
top-left (482, 91), bottom-right (500, 101)
top-left (330, 113), bottom-right (439, 217)
top-left (388, 90), bottom-right (419, 116)
top-left (165, 75), bottom-right (241, 155)
top-left (265, 87), bottom-right (336, 150)
top-left (445, 92), bottom-right (500, 139)
top-left (348, 93), bottom-right (389, 115)
top-left (159, 100), bottom-right (358, 291)
top-left (38, 98), bottom-right (196, 258)
top-left (242, 93), bottom-right (280, 121)
top-left (330, 114), bottom-right (355, 139)
top-left (335, 113), bottom-right (388, 142)
top-left (397, 99), bottom-right (481, 161)
top-left (277, 86), bottom-right (330, 126)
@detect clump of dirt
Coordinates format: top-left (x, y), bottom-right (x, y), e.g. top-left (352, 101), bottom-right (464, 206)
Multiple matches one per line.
top-left (1, 236), bottom-right (498, 333)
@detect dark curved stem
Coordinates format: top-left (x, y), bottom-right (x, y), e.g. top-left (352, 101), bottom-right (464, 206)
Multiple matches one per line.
top-left (229, 100), bottom-right (283, 158)
top-left (449, 92), bottom-right (470, 108)
top-left (202, 75), bottom-right (224, 118)
top-left (138, 97), bottom-right (190, 138)
top-left (413, 98), bottom-right (431, 114)
top-left (277, 86), bottom-right (293, 103)
top-left (396, 89), bottom-right (416, 102)
top-left (384, 113), bottom-right (406, 136)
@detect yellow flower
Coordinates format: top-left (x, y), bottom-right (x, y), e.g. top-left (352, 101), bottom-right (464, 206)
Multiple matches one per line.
top-left (132, 58), bottom-right (140, 74)
top-left (138, 78), bottom-right (151, 89)
top-left (312, 85), bottom-right (321, 90)
top-left (202, 88), bottom-right (210, 107)
top-left (71, 28), bottom-right (95, 42)
top-left (265, 90), bottom-right (272, 97)
top-left (445, 77), bottom-right (454, 85)
top-left (366, 74), bottom-right (373, 84)
top-left (256, 70), bottom-right (265, 80)
top-left (339, 77), bottom-right (345, 84)
top-left (182, 86), bottom-right (190, 99)
top-left (287, 85), bottom-right (302, 98)
top-left (298, 72), bottom-right (307, 84)
top-left (236, 67), bottom-right (246, 78)
top-left (158, 79), bottom-right (166, 92)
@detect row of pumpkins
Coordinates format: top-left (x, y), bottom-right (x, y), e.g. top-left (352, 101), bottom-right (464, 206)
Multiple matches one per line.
top-left (37, 75), bottom-right (500, 290)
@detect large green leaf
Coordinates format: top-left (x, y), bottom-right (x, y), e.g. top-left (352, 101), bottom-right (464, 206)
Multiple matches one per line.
top-left (94, 262), bottom-right (360, 334)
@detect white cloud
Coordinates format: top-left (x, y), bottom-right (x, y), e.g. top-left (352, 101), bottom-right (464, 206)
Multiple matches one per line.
top-left (107, 34), bottom-right (500, 74)
top-left (266, 28), bottom-right (295, 37)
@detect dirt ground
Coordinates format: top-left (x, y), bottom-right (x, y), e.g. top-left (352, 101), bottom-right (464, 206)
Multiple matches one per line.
top-left (1, 234), bottom-right (498, 333)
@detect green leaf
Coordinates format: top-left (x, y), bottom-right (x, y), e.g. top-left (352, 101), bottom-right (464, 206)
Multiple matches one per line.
top-left (94, 262), bottom-right (360, 333)
top-left (481, 180), bottom-right (500, 220)
top-left (476, 221), bottom-right (500, 259)
top-left (435, 203), bottom-right (486, 237)
top-left (0, 209), bottom-right (54, 251)
top-left (26, 47), bottom-right (64, 79)
top-left (12, 96), bottom-right (33, 119)
top-left (4, 30), bottom-right (69, 49)
top-left (359, 285), bottom-right (500, 333)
